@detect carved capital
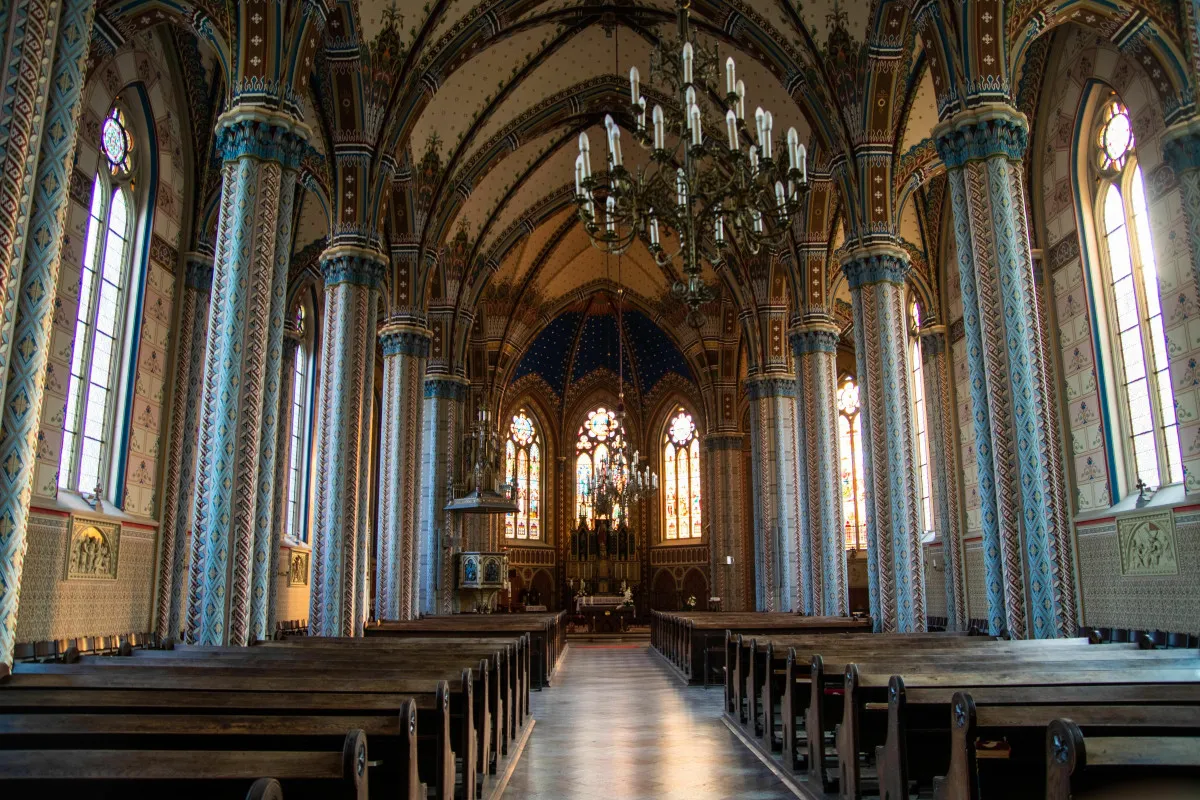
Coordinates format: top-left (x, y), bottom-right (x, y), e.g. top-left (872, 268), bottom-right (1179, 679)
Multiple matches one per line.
top-left (379, 323), bottom-right (432, 358)
top-left (933, 103), bottom-right (1029, 169)
top-left (1163, 117), bottom-right (1200, 173)
top-left (215, 106), bottom-right (311, 169)
top-left (184, 252), bottom-right (214, 293)
top-left (320, 245), bottom-right (388, 289)
top-left (790, 321), bottom-right (841, 355)
top-left (425, 376), bottom-right (470, 401)
top-left (745, 374), bottom-right (796, 400)
top-left (841, 243), bottom-right (911, 289)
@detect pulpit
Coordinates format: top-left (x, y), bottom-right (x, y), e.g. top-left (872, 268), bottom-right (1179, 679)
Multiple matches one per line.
top-left (456, 551), bottom-right (508, 612)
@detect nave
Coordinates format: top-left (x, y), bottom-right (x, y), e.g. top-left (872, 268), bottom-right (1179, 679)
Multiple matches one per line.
top-left (505, 643), bottom-right (792, 800)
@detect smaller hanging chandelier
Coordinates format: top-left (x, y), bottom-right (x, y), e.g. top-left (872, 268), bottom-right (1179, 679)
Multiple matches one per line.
top-left (572, 0), bottom-right (809, 327)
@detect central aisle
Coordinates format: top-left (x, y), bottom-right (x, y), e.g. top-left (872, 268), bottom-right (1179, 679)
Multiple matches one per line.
top-left (502, 643), bottom-right (793, 799)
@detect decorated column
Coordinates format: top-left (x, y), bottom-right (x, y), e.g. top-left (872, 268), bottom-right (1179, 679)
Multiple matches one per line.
top-left (0, 0), bottom-right (96, 670)
top-left (375, 324), bottom-right (430, 621)
top-left (934, 104), bottom-right (1074, 638)
top-left (156, 254), bottom-right (213, 639)
top-left (703, 433), bottom-right (748, 610)
top-left (308, 248), bottom-right (386, 637)
top-left (918, 325), bottom-right (967, 630)
top-left (262, 320), bottom-right (302, 639)
top-left (842, 244), bottom-right (926, 633)
top-left (745, 374), bottom-right (801, 612)
top-left (791, 323), bottom-right (848, 617)
top-left (185, 109), bottom-right (307, 646)
top-left (418, 376), bottom-right (469, 615)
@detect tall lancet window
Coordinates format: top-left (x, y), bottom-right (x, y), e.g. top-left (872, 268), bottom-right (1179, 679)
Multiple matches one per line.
top-left (504, 409), bottom-right (541, 540)
top-left (837, 377), bottom-right (866, 551)
top-left (61, 105), bottom-right (141, 498)
top-left (286, 303), bottom-right (314, 543)
top-left (1093, 98), bottom-right (1180, 491)
top-left (909, 300), bottom-right (934, 536)
top-left (574, 406), bottom-right (623, 528)
top-left (662, 408), bottom-right (701, 540)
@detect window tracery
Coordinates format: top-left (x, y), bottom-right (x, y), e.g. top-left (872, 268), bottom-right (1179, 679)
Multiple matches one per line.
top-left (662, 408), bottom-right (701, 540)
top-left (505, 409), bottom-right (541, 539)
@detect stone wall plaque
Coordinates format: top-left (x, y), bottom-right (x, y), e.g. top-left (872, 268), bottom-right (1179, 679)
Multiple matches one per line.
top-left (66, 515), bottom-right (120, 581)
top-left (1117, 510), bottom-right (1179, 577)
top-left (287, 549), bottom-right (310, 587)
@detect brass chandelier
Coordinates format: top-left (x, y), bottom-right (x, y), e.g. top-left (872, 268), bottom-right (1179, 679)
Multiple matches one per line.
top-left (573, 0), bottom-right (809, 327)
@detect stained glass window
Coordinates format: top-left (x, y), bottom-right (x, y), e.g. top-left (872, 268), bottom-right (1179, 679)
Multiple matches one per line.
top-left (286, 304), bottom-right (313, 543)
top-left (504, 410), bottom-right (542, 539)
top-left (61, 169), bottom-right (135, 495)
top-left (1094, 98), bottom-right (1180, 492)
top-left (910, 301), bottom-right (934, 537)
top-left (837, 378), bottom-right (866, 550)
top-left (662, 409), bottom-right (701, 540)
top-left (101, 106), bottom-right (133, 177)
top-left (575, 406), bottom-right (625, 528)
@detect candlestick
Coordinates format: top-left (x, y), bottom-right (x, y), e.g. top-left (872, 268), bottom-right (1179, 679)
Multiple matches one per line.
top-left (689, 105), bottom-right (702, 146)
top-left (652, 105), bottom-right (664, 150)
top-left (787, 127), bottom-right (799, 170)
top-left (629, 66), bottom-right (640, 106)
top-left (735, 79), bottom-right (746, 120)
top-left (725, 57), bottom-right (736, 95)
top-left (726, 110), bottom-right (738, 150)
top-left (682, 42), bottom-right (693, 84)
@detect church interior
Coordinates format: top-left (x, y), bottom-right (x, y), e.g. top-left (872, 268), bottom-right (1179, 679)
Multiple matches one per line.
top-left (2, 0), bottom-right (1200, 797)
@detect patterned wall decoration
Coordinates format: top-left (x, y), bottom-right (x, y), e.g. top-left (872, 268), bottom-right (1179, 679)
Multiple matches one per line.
top-left (1077, 513), bottom-right (1198, 632)
top-left (746, 375), bottom-right (801, 612)
top-left (1040, 31), bottom-right (1199, 501)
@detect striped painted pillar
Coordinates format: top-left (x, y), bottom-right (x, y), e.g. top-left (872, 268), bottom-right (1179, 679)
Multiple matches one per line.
top-left (918, 325), bottom-right (967, 631)
top-left (745, 374), bottom-right (801, 612)
top-left (156, 254), bottom-right (213, 640)
top-left (308, 247), bottom-right (386, 637)
top-left (0, 0), bottom-right (96, 671)
top-left (703, 433), bottom-right (748, 611)
top-left (375, 324), bottom-right (431, 621)
top-left (419, 376), bottom-right (469, 616)
top-left (935, 104), bottom-right (1074, 639)
top-left (842, 244), bottom-right (926, 633)
top-left (185, 108), bottom-right (307, 646)
top-left (791, 322), bottom-right (848, 617)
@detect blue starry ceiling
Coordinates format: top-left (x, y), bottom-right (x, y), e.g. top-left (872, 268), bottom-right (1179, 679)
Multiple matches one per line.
top-left (512, 306), bottom-right (694, 398)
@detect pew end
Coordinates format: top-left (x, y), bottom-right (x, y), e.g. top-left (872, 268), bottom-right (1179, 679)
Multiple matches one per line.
top-left (1046, 719), bottom-right (1200, 800)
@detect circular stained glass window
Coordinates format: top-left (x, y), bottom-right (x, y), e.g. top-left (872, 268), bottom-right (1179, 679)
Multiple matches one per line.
top-left (1098, 100), bottom-right (1133, 171)
top-left (101, 106), bottom-right (133, 176)
top-left (837, 379), bottom-right (860, 416)
top-left (668, 410), bottom-right (695, 445)
top-left (510, 411), bottom-right (536, 446)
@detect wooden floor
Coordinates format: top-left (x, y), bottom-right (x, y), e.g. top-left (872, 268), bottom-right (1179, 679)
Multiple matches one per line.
top-left (503, 644), bottom-right (792, 799)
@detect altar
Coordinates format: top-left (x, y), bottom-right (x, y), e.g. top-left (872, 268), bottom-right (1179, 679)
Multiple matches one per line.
top-left (575, 595), bottom-right (635, 633)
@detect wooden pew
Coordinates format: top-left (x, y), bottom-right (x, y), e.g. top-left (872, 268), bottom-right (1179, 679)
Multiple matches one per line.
top-left (934, 689), bottom-right (1200, 799)
top-left (1044, 718), bottom-right (1200, 799)
top-left (839, 665), bottom-right (1200, 800)
top-left (367, 612), bottom-right (563, 692)
top-left (121, 638), bottom-right (517, 778)
top-left (0, 729), bottom-right (368, 799)
top-left (2, 662), bottom-right (463, 800)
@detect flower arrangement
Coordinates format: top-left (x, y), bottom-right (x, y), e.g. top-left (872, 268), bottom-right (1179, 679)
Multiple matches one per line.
top-left (684, 595), bottom-right (697, 610)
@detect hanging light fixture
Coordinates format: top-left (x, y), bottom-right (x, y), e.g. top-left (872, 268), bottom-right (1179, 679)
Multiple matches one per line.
top-left (572, 0), bottom-right (809, 327)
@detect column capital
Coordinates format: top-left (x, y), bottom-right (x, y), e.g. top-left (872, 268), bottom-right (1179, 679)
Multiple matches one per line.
top-left (379, 323), bottom-right (432, 358)
top-left (918, 324), bottom-right (949, 355)
top-left (320, 245), bottom-right (388, 289)
top-left (840, 243), bottom-right (910, 289)
top-left (932, 103), bottom-right (1029, 168)
top-left (1163, 117), bottom-right (1200, 173)
top-left (703, 433), bottom-right (745, 451)
top-left (184, 252), bottom-right (214, 292)
top-left (425, 375), bottom-right (470, 401)
top-left (745, 373), bottom-right (796, 399)
top-left (215, 106), bottom-right (311, 168)
top-left (790, 321), bottom-right (841, 355)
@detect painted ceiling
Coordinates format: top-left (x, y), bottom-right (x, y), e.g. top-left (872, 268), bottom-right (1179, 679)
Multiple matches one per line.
top-left (512, 294), bottom-right (695, 400)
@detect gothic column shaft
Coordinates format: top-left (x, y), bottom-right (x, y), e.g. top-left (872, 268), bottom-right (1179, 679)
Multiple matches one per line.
top-left (703, 434), bottom-right (748, 611)
top-left (308, 249), bottom-right (385, 637)
top-left (419, 377), bottom-right (468, 616)
top-left (185, 110), bottom-right (306, 646)
top-left (843, 246), bottom-right (926, 633)
top-left (746, 375), bottom-right (801, 612)
top-left (0, 0), bottom-right (96, 670)
top-left (376, 326), bottom-right (430, 621)
top-left (156, 256), bottom-right (213, 639)
top-left (792, 324), bottom-right (848, 617)
top-left (935, 105), bottom-right (1074, 638)
top-left (919, 328), bottom-right (967, 630)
